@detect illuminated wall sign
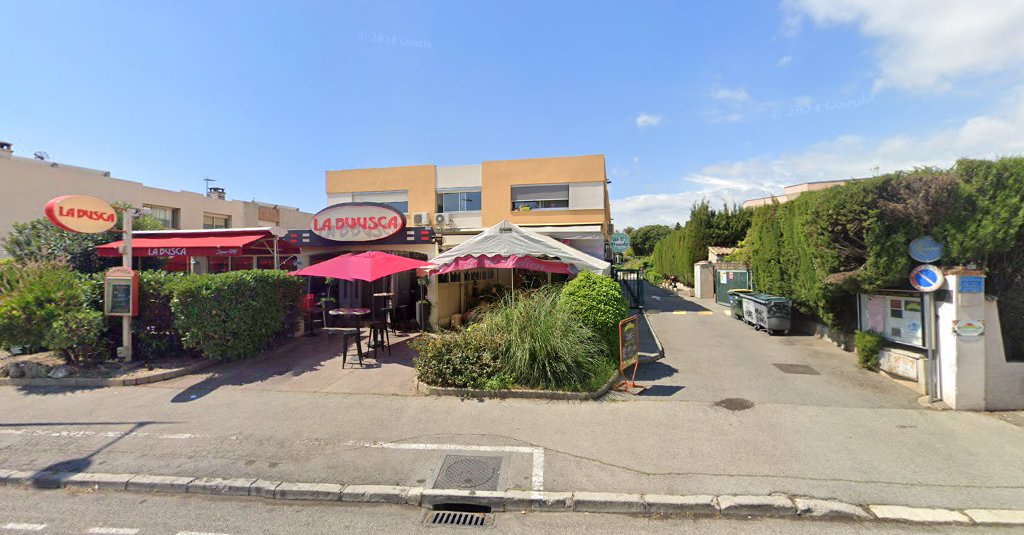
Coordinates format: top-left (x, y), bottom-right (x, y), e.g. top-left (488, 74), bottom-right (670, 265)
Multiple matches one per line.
top-left (44, 195), bottom-right (117, 233)
top-left (310, 202), bottom-right (406, 242)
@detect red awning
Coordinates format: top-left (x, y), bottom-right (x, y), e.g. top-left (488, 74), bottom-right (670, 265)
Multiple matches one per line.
top-left (96, 231), bottom-right (292, 257)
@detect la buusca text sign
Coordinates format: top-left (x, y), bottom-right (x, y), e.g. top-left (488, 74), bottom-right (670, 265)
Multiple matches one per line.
top-left (44, 195), bottom-right (117, 234)
top-left (310, 202), bottom-right (406, 242)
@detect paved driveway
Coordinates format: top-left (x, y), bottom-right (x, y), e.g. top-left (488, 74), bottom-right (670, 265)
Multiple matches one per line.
top-left (629, 283), bottom-right (921, 410)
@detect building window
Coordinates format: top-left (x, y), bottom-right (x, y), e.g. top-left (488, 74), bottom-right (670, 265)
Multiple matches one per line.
top-left (352, 191), bottom-right (409, 213)
top-left (203, 214), bottom-right (230, 229)
top-left (511, 184), bottom-right (570, 211)
top-left (144, 205), bottom-right (179, 229)
top-left (436, 190), bottom-right (482, 212)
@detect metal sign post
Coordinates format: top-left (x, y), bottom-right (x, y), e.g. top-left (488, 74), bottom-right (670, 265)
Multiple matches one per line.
top-left (119, 211), bottom-right (133, 362)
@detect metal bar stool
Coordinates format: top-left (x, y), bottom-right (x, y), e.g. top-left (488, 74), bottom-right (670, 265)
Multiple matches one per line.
top-left (368, 320), bottom-right (391, 360)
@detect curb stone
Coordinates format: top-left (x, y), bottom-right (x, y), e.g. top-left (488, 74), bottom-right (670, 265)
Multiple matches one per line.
top-left (62, 472), bottom-right (134, 491)
top-left (643, 494), bottom-right (718, 515)
top-left (504, 490), bottom-right (573, 512)
top-left (187, 477), bottom-right (257, 496)
top-left (793, 498), bottom-right (870, 519)
top-left (3, 467), bottom-right (1024, 525)
top-left (126, 475), bottom-right (195, 493)
top-left (718, 495), bottom-right (796, 517)
top-left (420, 489), bottom-right (507, 510)
top-left (341, 485), bottom-right (413, 504)
top-left (250, 479), bottom-right (281, 498)
top-left (0, 360), bottom-right (217, 389)
top-left (869, 505), bottom-right (971, 524)
top-left (572, 491), bottom-right (646, 514)
top-left (274, 482), bottom-right (344, 501)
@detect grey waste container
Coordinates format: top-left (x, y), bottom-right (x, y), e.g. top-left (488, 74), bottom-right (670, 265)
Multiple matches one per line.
top-left (738, 292), bottom-right (791, 335)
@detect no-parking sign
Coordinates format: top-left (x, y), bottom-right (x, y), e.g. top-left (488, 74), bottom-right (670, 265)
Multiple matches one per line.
top-left (910, 264), bottom-right (945, 292)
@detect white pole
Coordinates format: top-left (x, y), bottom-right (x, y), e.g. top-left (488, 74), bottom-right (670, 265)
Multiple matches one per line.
top-left (121, 210), bottom-right (133, 362)
top-left (273, 238), bottom-right (280, 269)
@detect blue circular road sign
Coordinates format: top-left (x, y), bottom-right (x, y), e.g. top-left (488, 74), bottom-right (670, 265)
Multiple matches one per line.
top-left (909, 236), bottom-right (943, 263)
top-left (910, 264), bottom-right (945, 292)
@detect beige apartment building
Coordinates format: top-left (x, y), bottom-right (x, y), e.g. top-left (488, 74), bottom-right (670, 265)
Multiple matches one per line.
top-left (741, 179), bottom-right (854, 208)
top-left (324, 154), bottom-right (612, 259)
top-left (0, 141), bottom-right (311, 256)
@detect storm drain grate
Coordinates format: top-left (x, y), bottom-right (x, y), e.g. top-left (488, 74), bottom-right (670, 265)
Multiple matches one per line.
top-left (773, 363), bottom-right (820, 375)
top-left (427, 510), bottom-right (493, 527)
top-left (432, 454), bottom-right (504, 491)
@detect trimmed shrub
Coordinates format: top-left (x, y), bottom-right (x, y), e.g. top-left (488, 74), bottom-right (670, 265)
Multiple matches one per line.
top-left (652, 201), bottom-right (752, 286)
top-left (855, 331), bottom-right (884, 369)
top-left (411, 330), bottom-right (503, 388)
top-left (558, 271), bottom-right (628, 351)
top-left (48, 308), bottom-right (108, 364)
top-left (171, 270), bottom-right (303, 360)
top-left (645, 269), bottom-right (665, 286)
top-left (0, 262), bottom-right (86, 352)
top-left (136, 271), bottom-right (192, 358)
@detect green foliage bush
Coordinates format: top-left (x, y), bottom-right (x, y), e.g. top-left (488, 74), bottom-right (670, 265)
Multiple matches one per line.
top-left (48, 308), bottom-right (108, 364)
top-left (558, 271), bottom-right (628, 351)
top-left (411, 330), bottom-right (504, 388)
top-left (738, 157), bottom-right (1024, 359)
top-left (0, 263), bottom-right (87, 352)
top-left (652, 201), bottom-right (752, 286)
top-left (415, 287), bottom-right (613, 391)
top-left (855, 331), bottom-right (884, 369)
top-left (171, 270), bottom-right (303, 360)
top-left (644, 269), bottom-right (665, 286)
top-left (136, 271), bottom-right (192, 358)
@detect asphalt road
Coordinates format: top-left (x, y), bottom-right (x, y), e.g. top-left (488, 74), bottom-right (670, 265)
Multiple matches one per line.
top-left (0, 487), bottom-right (1017, 534)
top-left (1, 283), bottom-right (1023, 512)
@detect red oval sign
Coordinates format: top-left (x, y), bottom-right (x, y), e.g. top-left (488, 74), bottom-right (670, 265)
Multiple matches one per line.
top-left (44, 195), bottom-right (118, 234)
top-left (310, 202), bottom-right (406, 242)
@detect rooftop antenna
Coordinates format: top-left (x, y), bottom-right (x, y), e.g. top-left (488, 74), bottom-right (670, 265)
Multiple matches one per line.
top-left (33, 151), bottom-right (49, 160)
top-left (203, 177), bottom-right (216, 194)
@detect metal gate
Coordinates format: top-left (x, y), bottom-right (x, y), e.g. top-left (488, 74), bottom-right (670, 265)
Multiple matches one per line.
top-left (612, 267), bottom-right (645, 309)
top-left (714, 269), bottom-right (750, 305)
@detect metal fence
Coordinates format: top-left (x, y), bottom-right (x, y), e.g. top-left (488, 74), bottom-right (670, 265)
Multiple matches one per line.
top-left (611, 267), bottom-right (645, 309)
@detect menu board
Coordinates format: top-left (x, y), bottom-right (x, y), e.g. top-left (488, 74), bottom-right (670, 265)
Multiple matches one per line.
top-left (619, 316), bottom-right (640, 369)
top-left (106, 280), bottom-right (133, 316)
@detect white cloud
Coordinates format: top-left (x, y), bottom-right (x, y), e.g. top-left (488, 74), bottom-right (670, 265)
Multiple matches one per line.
top-left (711, 87), bottom-right (750, 102)
top-left (635, 113), bottom-right (662, 127)
top-left (612, 90), bottom-right (1024, 227)
top-left (793, 95), bottom-right (813, 109)
top-left (777, 55), bottom-right (793, 67)
top-left (785, 0), bottom-right (1024, 91)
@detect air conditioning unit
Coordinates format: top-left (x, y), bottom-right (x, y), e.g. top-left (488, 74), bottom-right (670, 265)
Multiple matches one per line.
top-left (434, 212), bottom-right (453, 227)
top-left (411, 212), bottom-right (430, 226)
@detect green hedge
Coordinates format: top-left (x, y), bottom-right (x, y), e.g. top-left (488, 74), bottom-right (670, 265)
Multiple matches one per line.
top-left (171, 270), bottom-right (304, 360)
top-left (740, 157), bottom-right (1024, 359)
top-left (855, 331), bottom-right (884, 369)
top-left (558, 271), bottom-right (628, 352)
top-left (652, 201), bottom-right (751, 286)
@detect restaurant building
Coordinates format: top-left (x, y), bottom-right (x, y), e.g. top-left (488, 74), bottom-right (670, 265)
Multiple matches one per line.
top-left (289, 154), bottom-right (614, 328)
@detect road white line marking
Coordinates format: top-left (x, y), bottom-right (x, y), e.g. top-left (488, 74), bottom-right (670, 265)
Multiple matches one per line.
top-left (362, 442), bottom-right (545, 491)
top-left (651, 296), bottom-right (662, 300)
top-left (175, 531), bottom-right (229, 535)
top-left (1, 523), bottom-right (46, 531)
top-left (87, 528), bottom-right (139, 534)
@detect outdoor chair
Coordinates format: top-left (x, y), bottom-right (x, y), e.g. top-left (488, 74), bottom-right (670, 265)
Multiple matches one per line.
top-left (321, 309), bottom-right (365, 367)
top-left (368, 320), bottom-right (392, 360)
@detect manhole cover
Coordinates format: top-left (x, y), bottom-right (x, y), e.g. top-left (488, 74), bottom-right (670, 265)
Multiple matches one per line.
top-left (715, 398), bottom-right (755, 411)
top-left (773, 363), bottom-right (820, 375)
top-left (432, 455), bottom-right (504, 490)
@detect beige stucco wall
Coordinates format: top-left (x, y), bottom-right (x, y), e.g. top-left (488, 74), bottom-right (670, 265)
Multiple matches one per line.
top-left (325, 164), bottom-right (435, 216)
top-left (0, 152), bottom-right (312, 256)
top-left (480, 154), bottom-right (610, 234)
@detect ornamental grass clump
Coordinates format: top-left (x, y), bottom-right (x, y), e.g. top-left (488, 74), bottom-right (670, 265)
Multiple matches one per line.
top-left (477, 287), bottom-right (607, 390)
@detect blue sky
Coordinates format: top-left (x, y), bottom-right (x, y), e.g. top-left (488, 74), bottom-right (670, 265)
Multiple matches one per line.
top-left (2, 1), bottom-right (1023, 228)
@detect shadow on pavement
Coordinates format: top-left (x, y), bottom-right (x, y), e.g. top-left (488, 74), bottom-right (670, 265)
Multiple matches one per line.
top-left (639, 385), bottom-right (685, 397)
top-left (22, 421), bottom-right (162, 488)
top-left (171, 332), bottom-right (418, 403)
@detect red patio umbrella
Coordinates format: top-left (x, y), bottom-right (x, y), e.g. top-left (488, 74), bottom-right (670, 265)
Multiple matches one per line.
top-left (291, 251), bottom-right (430, 281)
